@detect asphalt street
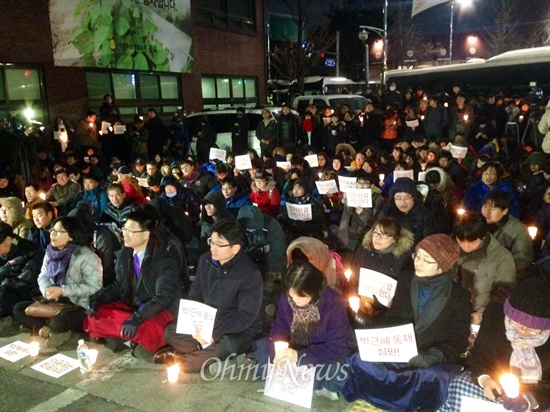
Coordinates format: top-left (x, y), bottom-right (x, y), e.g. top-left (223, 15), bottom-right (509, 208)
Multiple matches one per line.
top-left (0, 323), bottom-right (352, 412)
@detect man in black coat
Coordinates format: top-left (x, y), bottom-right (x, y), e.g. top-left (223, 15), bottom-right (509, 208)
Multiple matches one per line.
top-left (0, 222), bottom-right (44, 330)
top-left (144, 108), bottom-right (166, 159)
top-left (157, 219), bottom-right (263, 373)
top-left (85, 207), bottom-right (181, 358)
top-left (230, 107), bottom-right (250, 155)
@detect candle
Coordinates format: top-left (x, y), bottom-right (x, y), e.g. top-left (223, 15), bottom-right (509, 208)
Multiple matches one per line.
top-left (420, 115), bottom-right (425, 120)
top-left (528, 226), bottom-right (537, 239)
top-left (499, 373), bottom-right (520, 398)
top-left (99, 131), bottom-right (103, 136)
top-left (344, 269), bottom-right (352, 281)
top-left (463, 114), bottom-right (469, 122)
top-left (22, 201), bottom-right (25, 208)
top-left (29, 341), bottom-right (40, 357)
top-left (274, 341), bottom-right (289, 355)
top-left (318, 172), bottom-right (322, 179)
top-left (349, 297), bottom-right (360, 313)
top-left (89, 122), bottom-right (94, 128)
top-left (379, 174), bottom-right (385, 182)
top-left (421, 163), bottom-right (426, 171)
top-left (167, 364), bottom-right (180, 383)
top-left (457, 208), bottom-right (466, 216)
top-left (39, 192), bottom-right (46, 200)
top-left (88, 349), bottom-right (98, 365)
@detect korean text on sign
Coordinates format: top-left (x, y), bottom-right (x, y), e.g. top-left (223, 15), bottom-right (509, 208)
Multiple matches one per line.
top-left (358, 268), bottom-right (397, 307)
top-left (176, 299), bottom-right (217, 343)
top-left (355, 323), bottom-right (418, 363)
top-left (264, 363), bottom-right (316, 409)
top-left (286, 203), bottom-right (313, 221)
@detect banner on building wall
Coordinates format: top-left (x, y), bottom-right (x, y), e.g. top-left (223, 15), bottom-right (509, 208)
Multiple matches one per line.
top-left (411, 0), bottom-right (450, 18)
top-left (49, 0), bottom-right (193, 73)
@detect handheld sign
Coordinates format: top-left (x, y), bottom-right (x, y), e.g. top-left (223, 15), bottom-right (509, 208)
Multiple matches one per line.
top-left (0, 341), bottom-right (32, 362)
top-left (405, 119), bottom-right (420, 128)
top-left (315, 179), bottom-right (338, 195)
top-left (137, 177), bottom-right (149, 188)
top-left (101, 121), bottom-right (111, 135)
top-left (276, 161), bottom-right (291, 171)
top-left (113, 125), bottom-right (126, 135)
top-left (450, 145), bottom-right (468, 159)
top-left (264, 363), bottom-right (316, 409)
top-left (286, 203), bottom-right (313, 221)
top-left (304, 154), bottom-right (319, 168)
top-left (358, 268), bottom-right (398, 307)
top-left (31, 353), bottom-right (79, 378)
top-left (346, 188), bottom-right (372, 208)
top-left (418, 171), bottom-right (427, 182)
top-left (393, 170), bottom-right (415, 182)
top-left (338, 176), bottom-right (357, 193)
top-left (355, 323), bottom-right (418, 363)
top-left (234, 154), bottom-right (253, 171)
top-left (176, 300), bottom-right (217, 343)
top-left (209, 148), bottom-right (227, 162)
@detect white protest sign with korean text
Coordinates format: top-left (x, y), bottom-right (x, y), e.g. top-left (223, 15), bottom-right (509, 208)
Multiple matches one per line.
top-left (355, 323), bottom-right (418, 363)
top-left (405, 119), bottom-right (420, 128)
top-left (418, 171), bottom-right (427, 182)
top-left (53, 131), bottom-right (68, 142)
top-left (264, 363), bottom-right (316, 409)
top-left (276, 161), bottom-right (291, 171)
top-left (393, 170), bottom-right (415, 182)
top-left (451, 145), bottom-right (468, 159)
top-left (209, 148), bottom-right (227, 162)
top-left (235, 155), bottom-right (253, 170)
top-left (0, 341), bottom-right (31, 362)
top-left (176, 300), bottom-right (217, 343)
top-left (114, 125), bottom-right (126, 135)
top-left (304, 154), bottom-right (319, 168)
top-left (101, 121), bottom-right (111, 135)
top-left (338, 176), bottom-right (357, 193)
top-left (315, 180), bottom-right (338, 195)
top-left (460, 396), bottom-right (506, 412)
top-left (137, 178), bottom-right (149, 188)
top-left (31, 353), bottom-right (79, 378)
top-left (346, 189), bottom-right (372, 208)
top-left (358, 268), bottom-right (398, 307)
top-left (286, 203), bottom-right (313, 221)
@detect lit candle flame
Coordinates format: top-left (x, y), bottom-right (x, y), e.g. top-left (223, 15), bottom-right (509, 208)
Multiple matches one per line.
top-left (463, 114), bottom-right (469, 121)
top-left (420, 115), bottom-right (425, 120)
top-left (344, 269), bottom-right (352, 281)
top-left (379, 174), bottom-right (385, 181)
top-left (528, 226), bottom-right (537, 239)
top-left (457, 208), bottom-right (466, 215)
top-left (499, 373), bottom-right (520, 398)
top-left (349, 297), bottom-right (360, 313)
top-left (89, 122), bottom-right (94, 128)
top-left (39, 192), bottom-right (46, 200)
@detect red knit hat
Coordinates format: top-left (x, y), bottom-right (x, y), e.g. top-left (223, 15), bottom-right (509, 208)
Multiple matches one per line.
top-left (415, 233), bottom-right (460, 272)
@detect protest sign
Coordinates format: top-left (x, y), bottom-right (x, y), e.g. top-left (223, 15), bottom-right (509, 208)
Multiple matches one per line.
top-left (304, 154), bottom-right (319, 168)
top-left (358, 268), bottom-right (398, 307)
top-left (338, 176), bottom-right (357, 193)
top-left (264, 363), bottom-right (316, 409)
top-left (346, 189), bottom-right (372, 208)
top-left (315, 180), bottom-right (338, 195)
top-left (393, 170), bottom-right (415, 182)
top-left (0, 341), bottom-right (31, 362)
top-left (31, 353), bottom-right (79, 378)
top-left (286, 203), bottom-right (313, 221)
top-left (235, 155), bottom-right (253, 170)
top-left (355, 323), bottom-right (418, 363)
top-left (451, 145), bottom-right (468, 159)
top-left (209, 148), bottom-right (227, 162)
top-left (176, 300), bottom-right (217, 343)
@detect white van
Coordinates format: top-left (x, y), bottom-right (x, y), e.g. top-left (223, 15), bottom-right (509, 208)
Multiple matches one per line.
top-left (292, 94), bottom-right (367, 116)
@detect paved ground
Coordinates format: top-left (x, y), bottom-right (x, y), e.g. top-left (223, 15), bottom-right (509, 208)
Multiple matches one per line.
top-left (0, 322), bottom-right (354, 412)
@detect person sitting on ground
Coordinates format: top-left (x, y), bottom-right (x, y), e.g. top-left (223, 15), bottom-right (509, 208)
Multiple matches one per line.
top-left (439, 275), bottom-right (550, 411)
top-left (220, 176), bottom-right (252, 217)
top-left (199, 191), bottom-right (235, 251)
top-left (341, 234), bottom-right (472, 411)
top-left (99, 183), bottom-right (139, 229)
top-left (27, 202), bottom-right (56, 251)
top-left (70, 173), bottom-right (109, 223)
top-left (84, 207), bottom-right (180, 359)
top-left (0, 197), bottom-right (33, 239)
top-left (116, 166), bottom-right (147, 205)
top-left (0, 222), bottom-right (44, 332)
top-left (23, 183), bottom-right (41, 222)
top-left (249, 169), bottom-right (281, 217)
top-left (156, 219), bottom-right (263, 373)
top-left (481, 190), bottom-right (534, 280)
top-left (454, 211), bottom-right (517, 326)
top-left (45, 168), bottom-right (81, 216)
top-left (246, 261), bottom-right (356, 401)
top-left (13, 216), bottom-right (102, 347)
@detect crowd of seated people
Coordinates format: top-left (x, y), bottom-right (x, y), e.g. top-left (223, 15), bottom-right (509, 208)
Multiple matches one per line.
top-left (0, 85), bottom-right (549, 410)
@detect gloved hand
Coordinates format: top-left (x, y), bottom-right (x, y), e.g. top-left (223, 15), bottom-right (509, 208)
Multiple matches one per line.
top-left (407, 347), bottom-right (445, 368)
top-left (120, 313), bottom-right (144, 339)
top-left (85, 292), bottom-right (104, 316)
top-left (354, 309), bottom-right (375, 328)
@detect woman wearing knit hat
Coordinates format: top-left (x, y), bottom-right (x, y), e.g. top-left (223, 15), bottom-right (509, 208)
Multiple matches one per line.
top-left (439, 275), bottom-right (550, 411)
top-left (341, 233), bottom-right (472, 411)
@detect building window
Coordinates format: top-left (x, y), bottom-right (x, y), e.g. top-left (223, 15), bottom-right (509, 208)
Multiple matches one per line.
top-left (0, 65), bottom-right (47, 122)
top-left (85, 70), bottom-right (181, 116)
top-left (197, 0), bottom-right (256, 34)
top-left (201, 75), bottom-right (258, 109)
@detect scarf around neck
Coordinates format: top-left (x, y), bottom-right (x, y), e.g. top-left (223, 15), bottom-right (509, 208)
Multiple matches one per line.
top-left (288, 293), bottom-right (321, 347)
top-left (410, 271), bottom-right (453, 334)
top-left (505, 315), bottom-right (550, 384)
top-left (45, 243), bottom-right (77, 286)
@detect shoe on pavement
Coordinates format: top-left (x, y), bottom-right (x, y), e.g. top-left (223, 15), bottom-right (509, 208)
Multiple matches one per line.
top-left (39, 326), bottom-right (52, 339)
top-left (153, 345), bottom-right (185, 365)
top-left (0, 316), bottom-right (13, 333)
top-left (313, 387), bottom-right (339, 401)
top-left (20, 325), bottom-right (31, 334)
top-left (46, 330), bottom-right (71, 348)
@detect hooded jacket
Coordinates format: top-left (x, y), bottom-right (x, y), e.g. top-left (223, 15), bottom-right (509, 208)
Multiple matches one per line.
top-left (200, 191), bottom-right (236, 250)
top-left (0, 197), bottom-right (32, 239)
top-left (379, 178), bottom-right (438, 245)
top-left (250, 178), bottom-right (281, 217)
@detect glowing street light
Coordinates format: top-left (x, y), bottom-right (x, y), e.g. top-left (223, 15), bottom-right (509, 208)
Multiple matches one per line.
top-left (449, 0), bottom-right (473, 64)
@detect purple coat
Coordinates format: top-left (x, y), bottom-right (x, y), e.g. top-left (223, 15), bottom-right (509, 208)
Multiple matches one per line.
top-left (267, 287), bottom-right (355, 366)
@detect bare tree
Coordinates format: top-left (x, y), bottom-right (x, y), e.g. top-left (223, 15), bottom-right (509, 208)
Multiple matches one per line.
top-left (269, 0), bottom-right (334, 95)
top-left (387, 3), bottom-right (426, 69)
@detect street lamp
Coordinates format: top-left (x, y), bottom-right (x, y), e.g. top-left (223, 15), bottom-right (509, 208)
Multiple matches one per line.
top-left (449, 0), bottom-right (473, 64)
top-left (359, 25), bottom-right (387, 83)
top-left (358, 29), bottom-right (370, 85)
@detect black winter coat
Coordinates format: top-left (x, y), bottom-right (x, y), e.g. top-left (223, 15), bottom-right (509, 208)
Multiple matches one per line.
top-left (0, 236), bottom-right (44, 295)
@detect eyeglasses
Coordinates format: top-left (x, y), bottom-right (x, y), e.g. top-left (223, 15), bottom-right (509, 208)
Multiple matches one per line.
top-left (412, 253), bottom-right (438, 265)
top-left (372, 231), bottom-right (391, 240)
top-left (207, 237), bottom-right (234, 248)
top-left (509, 319), bottom-right (542, 336)
top-left (394, 195), bottom-right (413, 202)
top-left (48, 228), bottom-right (68, 236)
top-left (121, 227), bottom-right (147, 234)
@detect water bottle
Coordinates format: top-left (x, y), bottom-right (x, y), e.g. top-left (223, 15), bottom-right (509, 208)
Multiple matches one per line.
top-left (77, 339), bottom-right (92, 374)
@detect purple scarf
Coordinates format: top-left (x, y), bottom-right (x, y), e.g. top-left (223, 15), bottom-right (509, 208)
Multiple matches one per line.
top-left (45, 243), bottom-right (77, 286)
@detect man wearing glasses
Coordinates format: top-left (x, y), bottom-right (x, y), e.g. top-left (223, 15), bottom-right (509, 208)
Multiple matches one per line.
top-left (156, 219), bottom-right (263, 374)
top-left (84, 207), bottom-right (181, 359)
